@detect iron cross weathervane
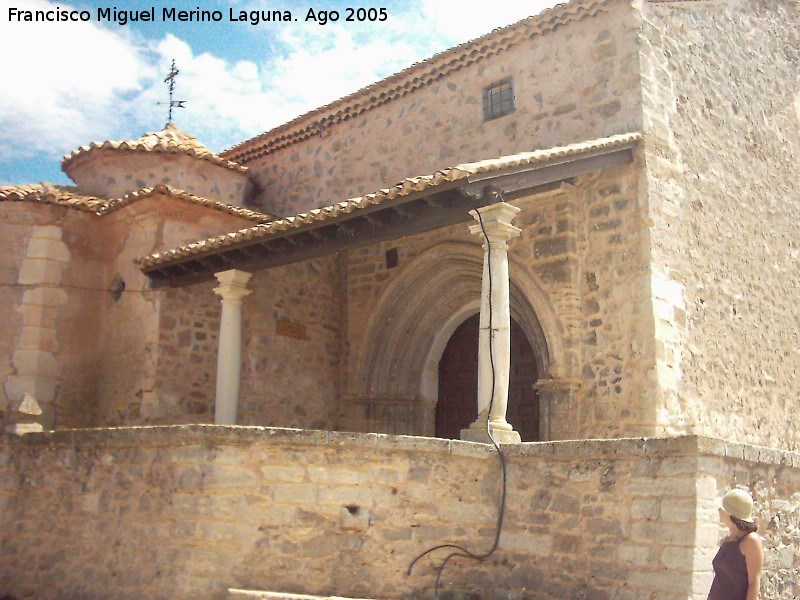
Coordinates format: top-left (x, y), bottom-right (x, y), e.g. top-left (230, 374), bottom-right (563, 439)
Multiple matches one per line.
top-left (160, 59), bottom-right (186, 123)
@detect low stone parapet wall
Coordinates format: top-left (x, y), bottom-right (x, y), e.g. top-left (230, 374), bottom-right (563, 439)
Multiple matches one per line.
top-left (0, 426), bottom-right (797, 600)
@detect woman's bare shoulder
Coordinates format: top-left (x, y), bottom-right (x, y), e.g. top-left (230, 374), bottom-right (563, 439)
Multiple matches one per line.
top-left (740, 533), bottom-right (763, 553)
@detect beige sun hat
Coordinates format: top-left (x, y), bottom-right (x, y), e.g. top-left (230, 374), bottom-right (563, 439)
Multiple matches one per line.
top-left (720, 488), bottom-right (755, 522)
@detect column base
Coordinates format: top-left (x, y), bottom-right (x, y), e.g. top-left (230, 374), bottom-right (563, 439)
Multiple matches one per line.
top-left (460, 422), bottom-right (521, 444)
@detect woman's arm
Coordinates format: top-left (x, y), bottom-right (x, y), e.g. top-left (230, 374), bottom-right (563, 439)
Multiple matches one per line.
top-left (741, 534), bottom-right (764, 600)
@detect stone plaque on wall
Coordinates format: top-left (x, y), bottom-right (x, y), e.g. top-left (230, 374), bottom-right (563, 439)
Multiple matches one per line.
top-left (276, 320), bottom-right (307, 340)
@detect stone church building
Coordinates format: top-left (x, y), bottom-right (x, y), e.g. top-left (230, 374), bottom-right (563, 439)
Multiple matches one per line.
top-left (1, 0), bottom-right (798, 599)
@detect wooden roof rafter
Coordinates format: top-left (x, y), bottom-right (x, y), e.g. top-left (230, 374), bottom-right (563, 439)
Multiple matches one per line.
top-left (139, 133), bottom-right (640, 288)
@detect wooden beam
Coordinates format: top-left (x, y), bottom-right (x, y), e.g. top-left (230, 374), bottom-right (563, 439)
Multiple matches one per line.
top-left (462, 148), bottom-right (634, 199)
top-left (143, 145), bottom-right (636, 288)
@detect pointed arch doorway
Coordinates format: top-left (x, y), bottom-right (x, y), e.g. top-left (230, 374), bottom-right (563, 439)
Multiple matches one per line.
top-left (435, 313), bottom-right (541, 441)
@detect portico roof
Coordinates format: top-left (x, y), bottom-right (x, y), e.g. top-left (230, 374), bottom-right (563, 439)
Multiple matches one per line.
top-left (138, 132), bottom-right (641, 288)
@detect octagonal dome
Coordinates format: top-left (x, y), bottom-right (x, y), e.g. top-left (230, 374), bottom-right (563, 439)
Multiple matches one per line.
top-left (61, 123), bottom-right (252, 206)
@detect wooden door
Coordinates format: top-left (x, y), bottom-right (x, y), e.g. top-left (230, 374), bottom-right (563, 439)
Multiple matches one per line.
top-left (436, 315), bottom-right (540, 441)
top-left (507, 319), bottom-right (540, 441)
top-left (436, 314), bottom-right (480, 439)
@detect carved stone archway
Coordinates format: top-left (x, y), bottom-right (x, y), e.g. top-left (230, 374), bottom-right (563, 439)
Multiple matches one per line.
top-left (354, 241), bottom-right (566, 437)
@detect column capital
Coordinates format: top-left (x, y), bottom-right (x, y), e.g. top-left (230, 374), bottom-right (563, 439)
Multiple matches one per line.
top-left (214, 269), bottom-right (252, 303)
top-left (469, 202), bottom-right (522, 245)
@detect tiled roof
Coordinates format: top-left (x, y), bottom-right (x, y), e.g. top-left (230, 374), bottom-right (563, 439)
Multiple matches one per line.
top-left (0, 183), bottom-right (106, 213)
top-left (62, 122), bottom-right (249, 176)
top-left (222, 0), bottom-right (611, 164)
top-left (0, 183), bottom-right (273, 223)
top-left (139, 132), bottom-right (641, 270)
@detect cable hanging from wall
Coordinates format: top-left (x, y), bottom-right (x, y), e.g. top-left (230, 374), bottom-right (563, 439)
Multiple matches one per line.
top-left (407, 195), bottom-right (510, 599)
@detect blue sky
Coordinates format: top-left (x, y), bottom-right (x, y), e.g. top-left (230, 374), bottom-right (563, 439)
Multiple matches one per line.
top-left (0, 0), bottom-right (560, 187)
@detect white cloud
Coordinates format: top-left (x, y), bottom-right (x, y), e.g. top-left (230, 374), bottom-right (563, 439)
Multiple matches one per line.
top-left (0, 0), bottom-right (154, 162)
top-left (141, 21), bottom-right (425, 152)
top-left (417, 0), bottom-right (560, 42)
top-left (0, 0), bottom-right (561, 182)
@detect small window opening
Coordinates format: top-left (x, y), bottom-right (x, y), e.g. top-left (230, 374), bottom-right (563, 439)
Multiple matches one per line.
top-left (483, 78), bottom-right (515, 121)
top-left (386, 247), bottom-right (399, 269)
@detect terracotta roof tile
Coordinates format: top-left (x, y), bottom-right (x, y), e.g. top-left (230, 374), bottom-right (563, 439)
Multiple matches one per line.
top-left (101, 185), bottom-right (274, 222)
top-left (139, 132), bottom-right (641, 270)
top-left (222, 0), bottom-right (610, 163)
top-left (62, 122), bottom-right (248, 176)
top-left (0, 183), bottom-right (273, 223)
top-left (0, 183), bottom-right (106, 213)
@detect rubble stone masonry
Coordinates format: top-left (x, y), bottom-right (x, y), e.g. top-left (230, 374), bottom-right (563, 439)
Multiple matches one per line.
top-left (0, 197), bottom-right (270, 429)
top-left (343, 165), bottom-right (655, 440)
top-left (0, 428), bottom-right (797, 600)
top-left (243, 1), bottom-right (642, 216)
top-left (151, 256), bottom-right (342, 429)
top-left (638, 0), bottom-right (800, 448)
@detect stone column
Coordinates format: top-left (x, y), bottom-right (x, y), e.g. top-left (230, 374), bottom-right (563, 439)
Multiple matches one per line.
top-left (461, 202), bottom-right (522, 444)
top-left (213, 269), bottom-right (252, 425)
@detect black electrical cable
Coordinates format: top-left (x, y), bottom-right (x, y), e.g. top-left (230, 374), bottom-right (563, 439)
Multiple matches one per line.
top-left (407, 203), bottom-right (509, 599)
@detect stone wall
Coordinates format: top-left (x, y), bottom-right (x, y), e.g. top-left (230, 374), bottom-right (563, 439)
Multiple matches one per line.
top-left (695, 441), bottom-right (800, 599)
top-left (0, 203), bottom-right (109, 429)
top-left (0, 204), bottom-right (69, 426)
top-left (67, 152), bottom-right (252, 206)
top-left (341, 164), bottom-right (655, 440)
top-left (149, 255), bottom-right (343, 429)
top-left (79, 198), bottom-right (262, 427)
top-left (0, 428), bottom-right (797, 600)
top-left (0, 197), bottom-right (267, 429)
top-left (638, 0), bottom-right (800, 449)
top-left (243, 0), bottom-right (642, 216)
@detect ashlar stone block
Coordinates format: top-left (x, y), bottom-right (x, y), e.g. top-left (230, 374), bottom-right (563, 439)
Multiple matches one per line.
top-left (651, 272), bottom-right (686, 308)
top-left (17, 258), bottom-right (64, 286)
top-left (29, 225), bottom-right (64, 241)
top-left (339, 505), bottom-right (370, 532)
top-left (4, 374), bottom-right (57, 403)
top-left (15, 304), bottom-right (58, 328)
top-left (5, 393), bottom-right (44, 435)
top-left (318, 485), bottom-right (374, 507)
top-left (273, 483), bottom-right (317, 504)
top-left (12, 349), bottom-right (59, 377)
top-left (25, 238), bottom-right (70, 263)
top-left (21, 287), bottom-right (68, 308)
top-left (500, 531), bottom-right (553, 556)
top-left (631, 521), bottom-right (695, 546)
top-left (630, 497), bottom-right (660, 520)
top-left (618, 543), bottom-right (652, 567)
top-left (660, 498), bottom-right (697, 523)
top-left (258, 465), bottom-right (307, 483)
top-left (17, 326), bottom-right (58, 352)
top-left (6, 422), bottom-right (43, 435)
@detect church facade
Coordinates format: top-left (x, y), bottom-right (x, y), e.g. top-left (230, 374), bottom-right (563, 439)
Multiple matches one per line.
top-left (1, 1), bottom-right (799, 599)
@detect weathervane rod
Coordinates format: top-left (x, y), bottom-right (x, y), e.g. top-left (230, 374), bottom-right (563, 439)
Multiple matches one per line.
top-left (160, 59), bottom-right (186, 124)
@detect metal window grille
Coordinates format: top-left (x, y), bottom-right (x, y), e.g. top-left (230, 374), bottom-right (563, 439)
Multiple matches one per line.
top-left (483, 78), bottom-right (515, 121)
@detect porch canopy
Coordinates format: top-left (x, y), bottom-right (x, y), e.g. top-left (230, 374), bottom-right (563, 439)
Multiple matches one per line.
top-left (137, 132), bottom-right (640, 287)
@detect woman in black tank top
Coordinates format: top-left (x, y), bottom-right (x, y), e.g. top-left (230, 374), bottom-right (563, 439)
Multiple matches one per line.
top-left (707, 489), bottom-right (763, 600)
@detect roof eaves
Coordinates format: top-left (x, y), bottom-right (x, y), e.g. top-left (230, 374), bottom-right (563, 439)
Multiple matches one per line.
top-left (99, 184), bottom-right (274, 223)
top-left (0, 183), bottom-right (107, 213)
top-left (0, 183), bottom-right (273, 223)
top-left (61, 124), bottom-right (249, 177)
top-left (138, 131), bottom-right (641, 272)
